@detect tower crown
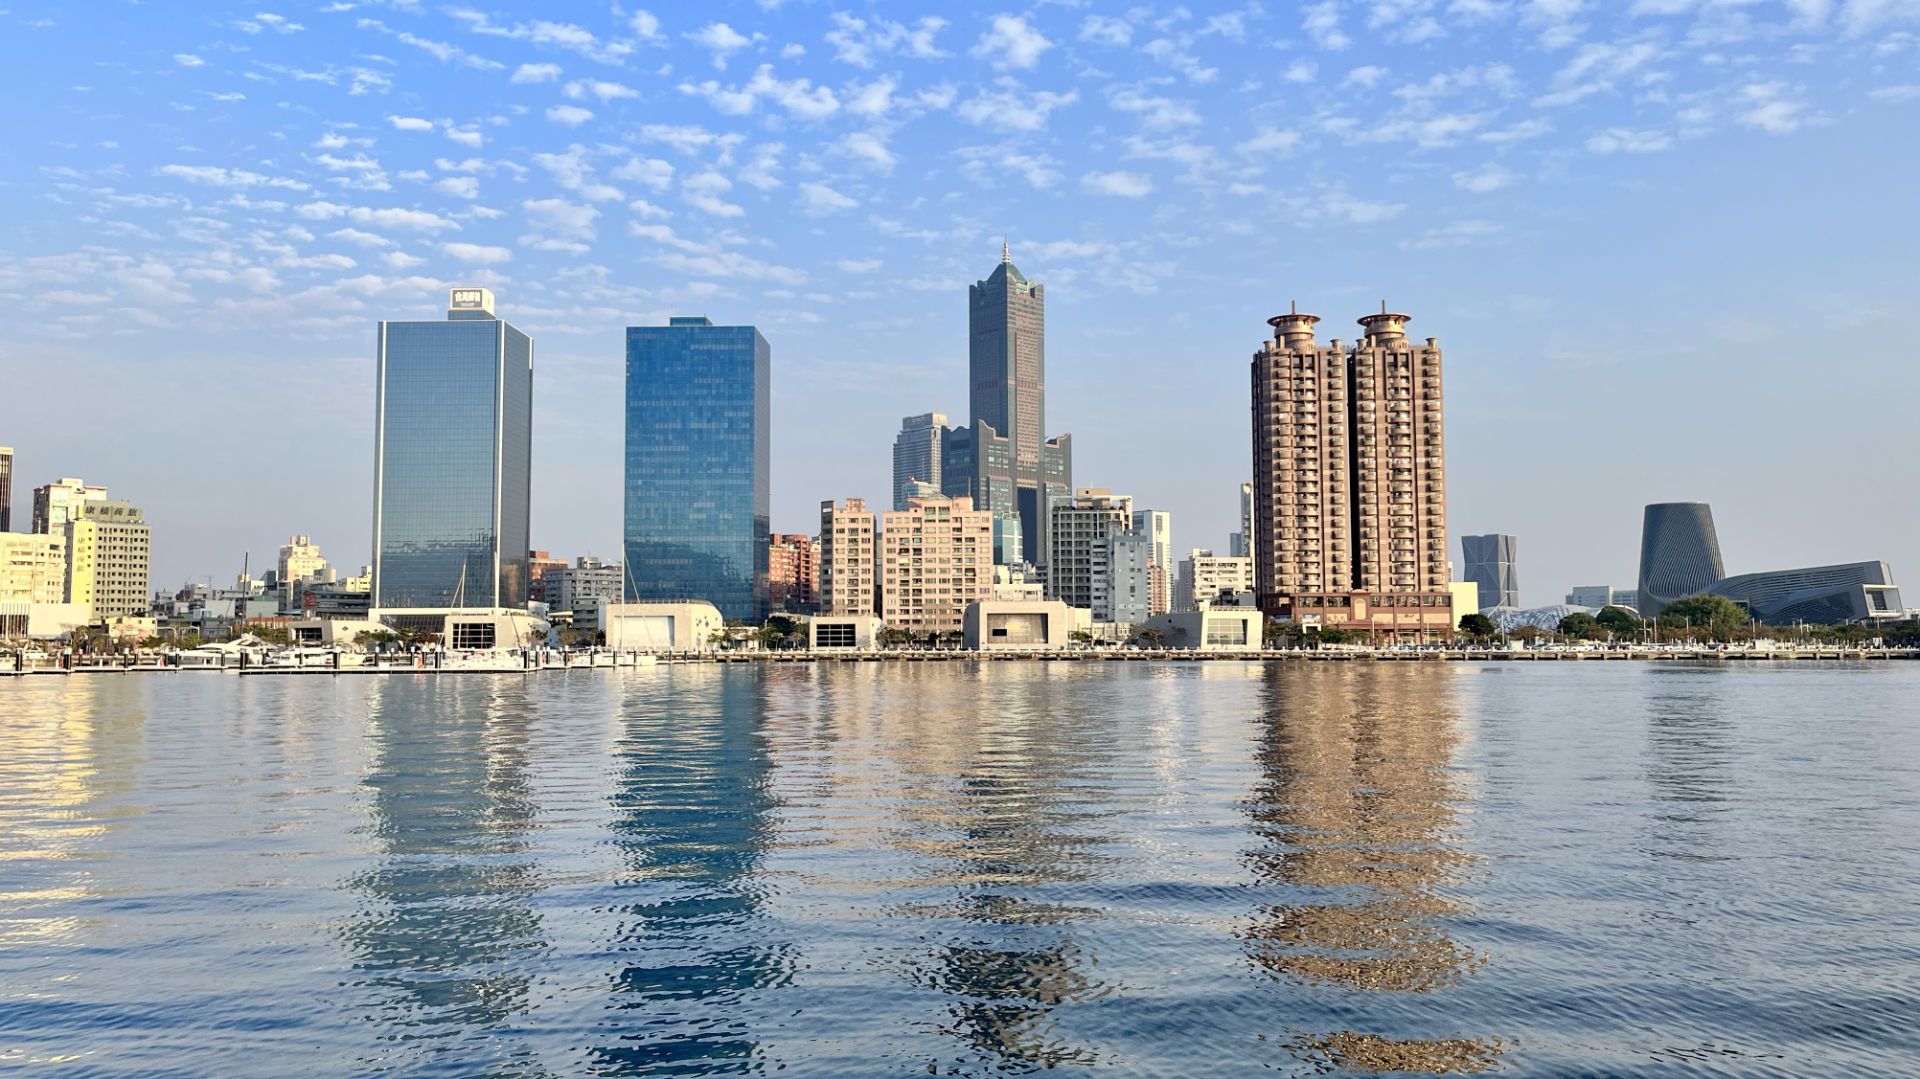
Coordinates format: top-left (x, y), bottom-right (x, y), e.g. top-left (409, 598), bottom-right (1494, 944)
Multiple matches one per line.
top-left (1267, 301), bottom-right (1321, 349)
top-left (1358, 301), bottom-right (1412, 344)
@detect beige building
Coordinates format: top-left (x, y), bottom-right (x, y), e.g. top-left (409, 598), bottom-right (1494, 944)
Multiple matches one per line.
top-left (1252, 304), bottom-right (1452, 640)
top-left (601, 600), bottom-right (723, 652)
top-left (819, 498), bottom-right (878, 616)
top-left (278, 535), bottom-right (329, 599)
top-left (879, 494), bottom-right (993, 637)
top-left (31, 477), bottom-right (108, 535)
top-left (0, 533), bottom-right (68, 606)
top-left (1137, 608), bottom-right (1265, 652)
top-left (964, 598), bottom-right (1085, 651)
top-left (66, 499), bottom-right (151, 618)
top-left (1177, 549), bottom-right (1255, 612)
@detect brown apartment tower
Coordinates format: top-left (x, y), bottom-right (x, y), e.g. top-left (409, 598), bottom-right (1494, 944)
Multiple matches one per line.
top-left (1251, 304), bottom-right (1454, 641)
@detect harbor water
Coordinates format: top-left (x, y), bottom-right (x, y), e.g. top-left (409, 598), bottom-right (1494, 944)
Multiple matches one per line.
top-left (1, 663), bottom-right (1916, 1076)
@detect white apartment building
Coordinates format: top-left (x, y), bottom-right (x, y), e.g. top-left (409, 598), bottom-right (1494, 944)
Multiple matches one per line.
top-left (879, 494), bottom-right (993, 637)
top-left (1177, 549), bottom-right (1255, 612)
top-left (0, 533), bottom-right (67, 605)
top-left (820, 498), bottom-right (878, 616)
top-left (1047, 488), bottom-right (1133, 619)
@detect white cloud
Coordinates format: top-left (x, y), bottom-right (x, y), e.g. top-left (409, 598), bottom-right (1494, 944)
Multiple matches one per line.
top-left (1239, 128), bottom-right (1303, 154)
top-left (1870, 84), bottom-right (1920, 102)
top-left (328, 228), bottom-right (393, 248)
top-left (174, 53), bottom-right (206, 67)
top-left (155, 164), bottom-right (308, 191)
top-left (799, 181), bottom-right (858, 215)
top-left (837, 257), bottom-right (882, 272)
top-left (612, 156), bottom-right (675, 190)
top-left (1304, 2), bottom-right (1350, 49)
top-left (1082, 170), bottom-right (1154, 197)
top-left (680, 65), bottom-right (840, 119)
top-left (837, 130), bottom-right (896, 172)
top-left (443, 124), bottom-right (483, 148)
top-left (629, 198), bottom-right (671, 219)
top-left (825, 13), bottom-right (947, 67)
top-left (972, 14), bottom-right (1052, 70)
top-left (1453, 163), bottom-right (1516, 192)
top-left (387, 115), bottom-right (435, 132)
top-left (510, 63), bottom-right (562, 84)
top-left (449, 11), bottom-right (632, 64)
top-left (1080, 15), bottom-right (1133, 46)
top-left (546, 105), bottom-right (594, 126)
top-left (688, 22), bottom-right (758, 68)
top-left (443, 242), bottom-right (512, 264)
top-left (235, 13), bottom-right (303, 34)
top-left (1739, 82), bottom-right (1815, 133)
top-left (737, 143), bottom-right (784, 190)
top-left (957, 84), bottom-right (1078, 132)
top-left (847, 75), bottom-right (897, 118)
top-left (534, 145), bottom-right (624, 202)
top-left (630, 10), bottom-right (664, 43)
top-left (1402, 219), bottom-right (1505, 250)
top-left (436, 176), bottom-right (480, 199)
top-left (1317, 189), bottom-right (1405, 224)
top-left (522, 197), bottom-right (600, 252)
top-left (565, 79), bottom-right (638, 102)
top-left (683, 171), bottom-right (745, 217)
top-left (358, 18), bottom-right (505, 70)
top-left (1110, 87), bottom-right (1201, 129)
top-left (1586, 127), bottom-right (1674, 153)
top-left (384, 251), bottom-right (426, 270)
top-left (295, 202), bottom-right (462, 231)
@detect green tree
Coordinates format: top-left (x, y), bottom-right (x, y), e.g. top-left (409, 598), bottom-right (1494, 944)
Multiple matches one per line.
top-left (1595, 606), bottom-right (1641, 636)
top-left (879, 627), bottom-right (914, 649)
top-left (1068, 629), bottom-right (1093, 646)
top-left (1315, 626), bottom-right (1354, 647)
top-left (1510, 625), bottom-right (1543, 645)
top-left (1266, 619), bottom-right (1306, 648)
top-left (1458, 612), bottom-right (1497, 639)
top-left (1657, 594), bottom-right (1749, 640)
top-left (1557, 612), bottom-right (1602, 641)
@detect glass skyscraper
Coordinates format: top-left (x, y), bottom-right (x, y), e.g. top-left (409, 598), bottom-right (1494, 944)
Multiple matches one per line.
top-left (969, 244), bottom-right (1070, 565)
top-left (624, 316), bottom-right (769, 622)
top-left (372, 287), bottom-right (532, 611)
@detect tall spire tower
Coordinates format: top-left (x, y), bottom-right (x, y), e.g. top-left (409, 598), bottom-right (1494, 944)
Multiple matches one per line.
top-left (968, 245), bottom-right (1069, 566)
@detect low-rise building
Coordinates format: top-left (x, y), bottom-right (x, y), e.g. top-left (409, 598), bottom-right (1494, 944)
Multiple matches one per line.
top-left (810, 615), bottom-right (884, 652)
top-left (600, 600), bottom-right (724, 652)
top-left (1136, 608), bottom-right (1265, 651)
top-left (1177, 549), bottom-right (1254, 612)
top-left (963, 598), bottom-right (1086, 651)
top-left (547, 557), bottom-right (623, 616)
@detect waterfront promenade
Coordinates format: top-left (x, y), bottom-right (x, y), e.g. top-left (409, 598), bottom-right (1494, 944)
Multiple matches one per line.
top-left (5, 644), bottom-right (1916, 676)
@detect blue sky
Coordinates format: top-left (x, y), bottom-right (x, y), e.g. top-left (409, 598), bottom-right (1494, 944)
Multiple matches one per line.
top-left (2, 0), bottom-right (1917, 605)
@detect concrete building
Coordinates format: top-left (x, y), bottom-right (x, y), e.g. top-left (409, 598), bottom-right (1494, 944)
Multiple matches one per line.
top-left (0, 533), bottom-right (67, 605)
top-left (277, 535), bottom-right (329, 606)
top-left (969, 245), bottom-right (1073, 566)
top-left (1251, 304), bottom-right (1453, 640)
top-left (547, 557), bottom-right (623, 616)
top-left (879, 494), bottom-right (993, 637)
top-left (600, 600), bottom-right (724, 652)
top-left (768, 532), bottom-right (819, 613)
top-left (1137, 608), bottom-right (1264, 652)
top-left (1129, 509), bottom-right (1173, 616)
top-left (373, 287), bottom-right (533, 619)
top-left (1047, 488), bottom-right (1133, 618)
top-left (1635, 501), bottom-right (1902, 623)
top-left (0, 446), bottom-right (11, 533)
top-left (1177, 549), bottom-right (1255, 612)
top-left (964, 598), bottom-right (1084, 651)
top-left (1462, 534), bottom-right (1519, 610)
top-left (819, 498), bottom-right (878, 616)
top-left (1637, 502), bottom-right (1726, 618)
top-left (66, 499), bottom-right (150, 618)
top-left (0, 601), bottom-right (90, 641)
top-left (1448, 581), bottom-right (1481, 626)
top-left (892, 412), bottom-right (947, 511)
top-left (1566, 585), bottom-right (1635, 610)
top-left (810, 615), bottom-right (884, 652)
top-left (624, 315), bottom-right (770, 622)
top-left (1107, 532), bottom-right (1154, 625)
top-left (31, 477), bottom-right (108, 536)
top-left (526, 550), bottom-right (567, 603)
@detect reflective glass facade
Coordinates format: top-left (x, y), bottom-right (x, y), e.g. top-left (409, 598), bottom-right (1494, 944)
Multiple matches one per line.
top-left (624, 318), bottom-right (769, 621)
top-left (373, 315), bottom-right (532, 610)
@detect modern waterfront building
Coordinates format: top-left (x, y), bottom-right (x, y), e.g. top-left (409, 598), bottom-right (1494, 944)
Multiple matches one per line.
top-left (1047, 489), bottom-right (1134, 618)
top-left (624, 315), bottom-right (770, 622)
top-left (1129, 509), bottom-right (1173, 616)
top-left (878, 494), bottom-right (993, 638)
top-left (65, 498), bottom-right (150, 618)
top-left (599, 600), bottom-right (725, 652)
top-left (1635, 501), bottom-right (1904, 623)
top-left (969, 245), bottom-right (1072, 566)
top-left (819, 498), bottom-right (878, 616)
top-left (1461, 534), bottom-right (1519, 610)
top-left (1250, 304), bottom-right (1453, 640)
top-left (767, 532), bottom-right (819, 613)
top-left (372, 287), bottom-right (533, 616)
top-left (1566, 585), bottom-right (1637, 610)
top-left (0, 446), bottom-right (11, 532)
top-left (31, 477), bottom-right (108, 535)
top-left (892, 413), bottom-right (947, 512)
top-left (1137, 607), bottom-right (1265, 652)
top-left (1637, 503), bottom-right (1725, 618)
top-left (1177, 549), bottom-right (1255, 612)
top-left (964, 598), bottom-right (1085, 651)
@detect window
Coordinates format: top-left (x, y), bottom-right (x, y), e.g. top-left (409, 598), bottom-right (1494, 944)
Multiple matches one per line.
top-left (450, 621), bottom-right (497, 650)
top-left (816, 622), bottom-right (857, 648)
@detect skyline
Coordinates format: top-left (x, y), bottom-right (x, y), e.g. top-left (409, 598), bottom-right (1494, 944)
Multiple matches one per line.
top-left (3, 2), bottom-right (1918, 604)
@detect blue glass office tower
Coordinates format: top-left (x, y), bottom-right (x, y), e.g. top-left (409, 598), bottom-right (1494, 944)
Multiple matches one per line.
top-left (624, 316), bottom-right (769, 621)
top-left (372, 287), bottom-right (532, 611)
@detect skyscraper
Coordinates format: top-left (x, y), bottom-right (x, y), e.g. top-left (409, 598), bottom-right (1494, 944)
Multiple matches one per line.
top-left (1461, 534), bottom-right (1519, 609)
top-left (1129, 508), bottom-right (1173, 616)
top-left (1230, 482), bottom-right (1256, 561)
top-left (1251, 304), bottom-right (1453, 640)
top-left (969, 245), bottom-right (1071, 565)
top-left (624, 315), bottom-right (770, 622)
top-left (1637, 502), bottom-right (1725, 618)
top-left (0, 446), bottom-right (12, 532)
top-left (892, 412), bottom-right (946, 511)
top-left (372, 287), bottom-right (533, 613)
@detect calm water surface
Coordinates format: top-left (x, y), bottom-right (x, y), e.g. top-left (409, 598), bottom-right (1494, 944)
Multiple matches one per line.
top-left (1, 663), bottom-right (1917, 1077)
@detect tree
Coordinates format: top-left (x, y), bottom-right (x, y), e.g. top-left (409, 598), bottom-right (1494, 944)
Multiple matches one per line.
top-left (1315, 626), bottom-right (1354, 647)
top-left (1458, 613), bottom-right (1497, 639)
top-left (1557, 612), bottom-right (1602, 641)
top-left (1068, 629), bottom-right (1093, 646)
top-left (1595, 606), bottom-right (1641, 636)
top-left (879, 626), bottom-right (914, 649)
top-left (1134, 628), bottom-right (1165, 649)
top-left (1266, 619), bottom-right (1306, 649)
top-left (1510, 625), bottom-right (1542, 645)
top-left (1657, 594), bottom-right (1749, 640)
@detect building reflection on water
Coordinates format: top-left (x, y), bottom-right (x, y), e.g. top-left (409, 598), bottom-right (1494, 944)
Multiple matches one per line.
top-left (594, 666), bottom-right (793, 1075)
top-left (1243, 665), bottom-right (1505, 1074)
top-left (345, 675), bottom-right (550, 1075)
top-left (783, 663), bottom-right (1123, 1073)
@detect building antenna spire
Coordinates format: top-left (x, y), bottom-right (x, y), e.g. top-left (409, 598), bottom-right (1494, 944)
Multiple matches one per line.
top-left (1291, 300), bottom-right (1298, 315)
top-left (1001, 238), bottom-right (1010, 265)
top-left (1381, 299), bottom-right (1388, 315)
